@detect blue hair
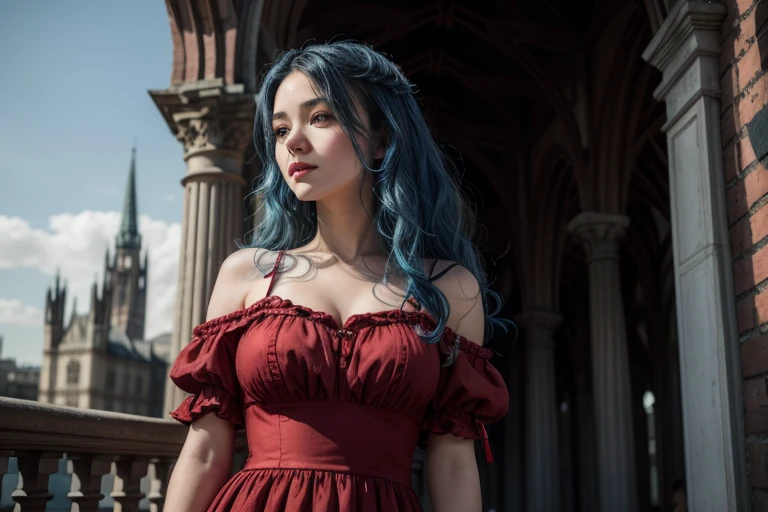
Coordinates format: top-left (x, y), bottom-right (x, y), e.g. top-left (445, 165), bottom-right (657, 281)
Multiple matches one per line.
top-left (247, 40), bottom-right (511, 346)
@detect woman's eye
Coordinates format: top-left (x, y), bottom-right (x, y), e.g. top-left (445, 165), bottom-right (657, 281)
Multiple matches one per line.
top-left (311, 113), bottom-right (333, 124)
top-left (273, 127), bottom-right (288, 139)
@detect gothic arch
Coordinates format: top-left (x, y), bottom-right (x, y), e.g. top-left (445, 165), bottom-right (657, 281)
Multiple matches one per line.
top-left (238, 0), bottom-right (310, 93)
top-left (587, 5), bottom-right (659, 212)
top-left (517, 144), bottom-right (579, 310)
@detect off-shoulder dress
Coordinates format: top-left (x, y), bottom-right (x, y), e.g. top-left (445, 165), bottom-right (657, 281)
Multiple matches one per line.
top-left (169, 251), bottom-right (509, 511)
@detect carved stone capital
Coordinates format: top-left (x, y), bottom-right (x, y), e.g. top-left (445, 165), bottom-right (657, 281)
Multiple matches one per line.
top-left (173, 108), bottom-right (253, 158)
top-left (641, 0), bottom-right (726, 125)
top-left (514, 310), bottom-right (562, 350)
top-left (149, 84), bottom-right (255, 160)
top-left (642, 0), bottom-right (726, 77)
top-left (567, 212), bottom-right (630, 263)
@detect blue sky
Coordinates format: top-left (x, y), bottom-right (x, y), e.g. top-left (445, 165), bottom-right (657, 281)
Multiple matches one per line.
top-left (0, 1), bottom-right (188, 365)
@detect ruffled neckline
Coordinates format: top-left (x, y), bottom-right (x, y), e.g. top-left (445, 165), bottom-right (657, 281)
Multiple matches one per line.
top-left (195, 295), bottom-right (429, 331)
top-left (192, 294), bottom-right (492, 359)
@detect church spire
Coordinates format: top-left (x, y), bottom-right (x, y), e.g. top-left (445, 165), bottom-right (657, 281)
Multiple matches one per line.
top-left (116, 146), bottom-right (141, 249)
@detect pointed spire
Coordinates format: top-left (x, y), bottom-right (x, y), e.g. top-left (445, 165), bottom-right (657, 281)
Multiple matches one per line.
top-left (116, 146), bottom-right (141, 249)
top-left (70, 297), bottom-right (78, 326)
top-left (91, 275), bottom-right (99, 307)
top-left (45, 287), bottom-right (52, 323)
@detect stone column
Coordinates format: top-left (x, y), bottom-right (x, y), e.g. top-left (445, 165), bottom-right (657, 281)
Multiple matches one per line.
top-left (515, 310), bottom-right (561, 512)
top-left (573, 357), bottom-right (598, 512)
top-left (568, 212), bottom-right (637, 512)
top-left (642, 2), bottom-right (749, 510)
top-left (151, 86), bottom-right (254, 414)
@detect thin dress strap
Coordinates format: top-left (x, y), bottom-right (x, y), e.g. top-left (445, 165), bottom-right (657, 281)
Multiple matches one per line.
top-left (404, 260), bottom-right (458, 311)
top-left (428, 261), bottom-right (459, 282)
top-left (427, 259), bottom-right (439, 279)
top-left (263, 250), bottom-right (284, 298)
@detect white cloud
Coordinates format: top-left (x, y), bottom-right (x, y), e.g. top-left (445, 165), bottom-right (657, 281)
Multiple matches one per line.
top-left (0, 299), bottom-right (43, 327)
top-left (0, 212), bottom-right (180, 339)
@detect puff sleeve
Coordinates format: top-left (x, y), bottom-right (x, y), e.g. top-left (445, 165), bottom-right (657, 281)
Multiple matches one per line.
top-left (422, 331), bottom-right (509, 461)
top-left (169, 317), bottom-right (247, 429)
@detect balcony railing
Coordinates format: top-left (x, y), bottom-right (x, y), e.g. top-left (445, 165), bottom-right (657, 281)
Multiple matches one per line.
top-left (0, 396), bottom-right (193, 511)
top-left (0, 397), bottom-right (431, 511)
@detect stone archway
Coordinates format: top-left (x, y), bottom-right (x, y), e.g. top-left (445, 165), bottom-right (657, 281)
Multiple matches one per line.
top-left (154, 1), bottom-right (751, 510)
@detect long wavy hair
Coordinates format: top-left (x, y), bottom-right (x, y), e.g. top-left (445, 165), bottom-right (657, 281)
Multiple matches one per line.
top-left (247, 40), bottom-right (511, 346)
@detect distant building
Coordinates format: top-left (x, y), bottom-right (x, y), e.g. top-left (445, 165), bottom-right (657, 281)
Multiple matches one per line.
top-left (37, 149), bottom-right (170, 417)
top-left (0, 336), bottom-right (40, 401)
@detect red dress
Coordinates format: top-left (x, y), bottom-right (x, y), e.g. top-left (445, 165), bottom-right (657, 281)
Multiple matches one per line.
top-left (169, 254), bottom-right (509, 511)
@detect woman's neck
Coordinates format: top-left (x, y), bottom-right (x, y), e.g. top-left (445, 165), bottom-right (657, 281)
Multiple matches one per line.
top-left (310, 202), bottom-right (381, 262)
top-left (308, 170), bottom-right (383, 262)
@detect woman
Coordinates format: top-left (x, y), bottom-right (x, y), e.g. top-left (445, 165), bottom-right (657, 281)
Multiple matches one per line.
top-left (164, 41), bottom-right (510, 511)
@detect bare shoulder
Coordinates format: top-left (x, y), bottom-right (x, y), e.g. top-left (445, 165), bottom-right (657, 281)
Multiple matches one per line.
top-left (205, 248), bottom-right (271, 321)
top-left (218, 247), bottom-right (270, 279)
top-left (427, 260), bottom-right (484, 344)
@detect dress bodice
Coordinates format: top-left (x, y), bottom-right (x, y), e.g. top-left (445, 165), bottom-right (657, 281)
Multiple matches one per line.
top-left (168, 257), bottom-right (509, 510)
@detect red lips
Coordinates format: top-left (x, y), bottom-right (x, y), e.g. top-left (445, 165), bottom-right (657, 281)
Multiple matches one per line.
top-left (288, 161), bottom-right (317, 177)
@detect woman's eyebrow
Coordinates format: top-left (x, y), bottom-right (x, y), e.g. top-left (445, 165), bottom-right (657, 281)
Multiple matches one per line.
top-left (272, 97), bottom-right (329, 120)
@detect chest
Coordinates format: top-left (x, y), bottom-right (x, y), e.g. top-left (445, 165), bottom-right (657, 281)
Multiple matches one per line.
top-left (245, 255), bottom-right (418, 328)
top-left (232, 312), bottom-right (442, 410)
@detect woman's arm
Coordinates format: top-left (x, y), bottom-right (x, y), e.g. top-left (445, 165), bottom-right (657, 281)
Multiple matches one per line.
top-left (426, 433), bottom-right (482, 512)
top-left (164, 414), bottom-right (236, 511)
top-left (427, 263), bottom-right (486, 512)
top-left (164, 249), bottom-right (258, 510)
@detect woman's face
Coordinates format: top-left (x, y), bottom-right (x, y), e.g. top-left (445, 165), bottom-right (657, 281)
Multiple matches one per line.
top-left (271, 71), bottom-right (381, 202)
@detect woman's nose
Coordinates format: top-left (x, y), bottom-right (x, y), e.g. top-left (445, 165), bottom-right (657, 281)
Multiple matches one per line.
top-left (286, 129), bottom-right (309, 155)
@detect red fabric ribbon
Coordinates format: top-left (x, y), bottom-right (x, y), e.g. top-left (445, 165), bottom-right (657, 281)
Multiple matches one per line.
top-left (478, 422), bottom-right (494, 463)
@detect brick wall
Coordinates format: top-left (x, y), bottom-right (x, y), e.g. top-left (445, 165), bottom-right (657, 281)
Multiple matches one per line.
top-left (723, 0), bottom-right (768, 508)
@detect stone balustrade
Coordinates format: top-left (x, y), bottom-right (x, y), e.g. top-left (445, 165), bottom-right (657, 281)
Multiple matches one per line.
top-left (0, 397), bottom-right (430, 511)
top-left (0, 396), bottom-right (245, 512)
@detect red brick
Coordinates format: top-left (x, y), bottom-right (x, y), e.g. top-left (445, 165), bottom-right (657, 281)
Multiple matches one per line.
top-left (738, 293), bottom-right (757, 332)
top-left (740, 136), bottom-right (760, 170)
top-left (737, 72), bottom-right (768, 126)
top-left (732, 205), bottom-right (768, 256)
top-left (734, 4), bottom-right (759, 57)
top-left (729, 180), bottom-right (746, 223)
top-left (754, 287), bottom-right (768, 326)
top-left (738, 43), bottom-right (762, 91)
top-left (752, 207), bottom-right (768, 246)
top-left (724, 140), bottom-right (740, 182)
top-left (742, 332), bottom-right (768, 377)
top-left (744, 377), bottom-right (768, 434)
top-left (737, 0), bottom-right (756, 16)
top-left (722, 105), bottom-right (739, 146)
top-left (731, 214), bottom-right (749, 255)
top-left (748, 441), bottom-right (768, 488)
top-left (721, 30), bottom-right (738, 78)
top-left (734, 251), bottom-right (752, 292)
top-left (722, 65), bottom-right (737, 112)
top-left (722, 4), bottom-right (739, 41)
top-left (734, 244), bottom-right (768, 294)
top-left (727, 163), bottom-right (768, 223)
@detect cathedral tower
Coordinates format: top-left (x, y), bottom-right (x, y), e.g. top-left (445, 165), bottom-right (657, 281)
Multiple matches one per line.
top-left (40, 270), bottom-right (66, 402)
top-left (108, 148), bottom-right (148, 341)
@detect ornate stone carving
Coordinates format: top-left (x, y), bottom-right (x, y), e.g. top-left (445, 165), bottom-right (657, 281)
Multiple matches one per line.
top-left (150, 85), bottom-right (255, 159)
top-left (514, 310), bottom-right (562, 350)
top-left (173, 109), bottom-right (253, 157)
top-left (567, 212), bottom-right (629, 262)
